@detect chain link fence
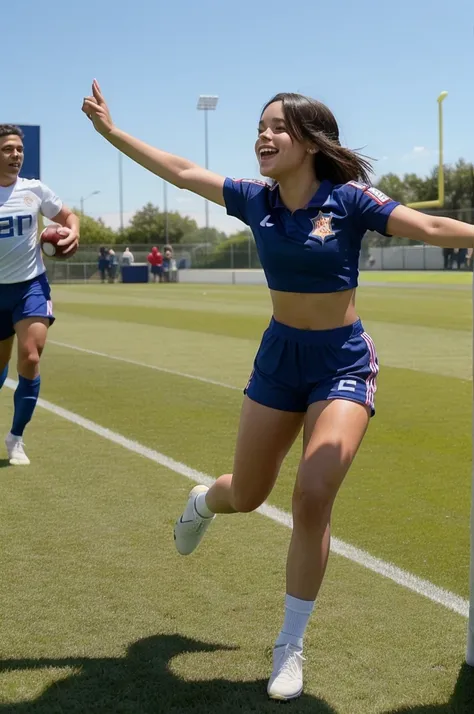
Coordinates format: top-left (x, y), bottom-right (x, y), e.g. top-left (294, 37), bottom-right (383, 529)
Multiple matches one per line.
top-left (45, 206), bottom-right (474, 282)
top-left (44, 243), bottom-right (472, 283)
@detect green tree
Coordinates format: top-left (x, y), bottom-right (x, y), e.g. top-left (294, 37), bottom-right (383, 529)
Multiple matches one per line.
top-left (124, 203), bottom-right (198, 244)
top-left (377, 160), bottom-right (474, 212)
top-left (201, 230), bottom-right (257, 269)
top-left (183, 227), bottom-right (227, 244)
top-left (74, 210), bottom-right (117, 245)
top-left (376, 173), bottom-right (407, 203)
top-left (442, 160), bottom-right (474, 212)
top-left (374, 159), bottom-right (474, 246)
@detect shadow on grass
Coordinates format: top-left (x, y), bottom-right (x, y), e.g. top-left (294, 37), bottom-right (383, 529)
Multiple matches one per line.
top-left (386, 662), bottom-right (474, 714)
top-left (1, 635), bottom-right (472, 713)
top-left (0, 459), bottom-right (11, 469)
top-left (0, 633), bottom-right (335, 713)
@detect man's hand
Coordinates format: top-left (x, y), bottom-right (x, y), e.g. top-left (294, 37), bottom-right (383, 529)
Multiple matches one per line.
top-left (57, 226), bottom-right (79, 255)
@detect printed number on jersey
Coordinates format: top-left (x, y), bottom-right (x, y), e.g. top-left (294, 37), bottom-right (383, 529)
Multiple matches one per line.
top-left (0, 214), bottom-right (33, 239)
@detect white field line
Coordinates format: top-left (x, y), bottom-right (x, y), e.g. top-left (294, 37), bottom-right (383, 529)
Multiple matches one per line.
top-left (4, 378), bottom-right (469, 619)
top-left (49, 340), bottom-right (241, 392)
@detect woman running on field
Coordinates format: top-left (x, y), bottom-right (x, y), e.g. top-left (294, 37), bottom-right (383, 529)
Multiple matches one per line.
top-left (83, 80), bottom-right (474, 702)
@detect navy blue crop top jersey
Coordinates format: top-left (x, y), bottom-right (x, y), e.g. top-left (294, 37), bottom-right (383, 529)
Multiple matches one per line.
top-left (223, 178), bottom-right (400, 293)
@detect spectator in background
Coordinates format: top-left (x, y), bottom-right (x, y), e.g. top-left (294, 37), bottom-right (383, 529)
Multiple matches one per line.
top-left (455, 247), bottom-right (467, 270)
top-left (108, 248), bottom-right (118, 282)
top-left (147, 246), bottom-right (163, 283)
top-left (467, 248), bottom-right (473, 271)
top-left (443, 247), bottom-right (454, 270)
top-left (98, 246), bottom-right (109, 283)
top-left (121, 246), bottom-right (134, 266)
top-left (170, 255), bottom-right (178, 282)
top-left (162, 245), bottom-right (176, 283)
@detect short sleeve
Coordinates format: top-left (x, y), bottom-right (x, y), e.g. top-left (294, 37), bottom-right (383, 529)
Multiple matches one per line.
top-left (39, 182), bottom-right (63, 220)
top-left (223, 177), bottom-right (267, 225)
top-left (346, 181), bottom-right (400, 236)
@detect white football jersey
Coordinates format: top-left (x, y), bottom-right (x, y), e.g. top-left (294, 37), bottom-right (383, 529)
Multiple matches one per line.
top-left (0, 178), bottom-right (62, 284)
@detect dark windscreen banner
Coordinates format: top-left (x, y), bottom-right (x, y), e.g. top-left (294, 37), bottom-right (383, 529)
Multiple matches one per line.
top-left (18, 125), bottom-right (41, 180)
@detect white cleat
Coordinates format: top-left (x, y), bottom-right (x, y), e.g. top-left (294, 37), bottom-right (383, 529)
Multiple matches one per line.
top-left (267, 644), bottom-right (305, 701)
top-left (5, 433), bottom-right (30, 466)
top-left (174, 485), bottom-right (215, 555)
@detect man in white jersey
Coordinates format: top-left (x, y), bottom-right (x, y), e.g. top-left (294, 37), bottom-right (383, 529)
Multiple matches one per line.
top-left (0, 125), bottom-right (79, 465)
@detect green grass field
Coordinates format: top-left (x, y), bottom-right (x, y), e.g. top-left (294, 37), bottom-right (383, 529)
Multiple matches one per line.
top-left (1, 274), bottom-right (473, 713)
top-left (360, 270), bottom-right (474, 286)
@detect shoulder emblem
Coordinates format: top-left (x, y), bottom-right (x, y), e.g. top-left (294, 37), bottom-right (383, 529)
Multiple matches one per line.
top-left (364, 187), bottom-right (391, 205)
top-left (232, 178), bottom-right (267, 186)
top-left (347, 181), bottom-right (392, 205)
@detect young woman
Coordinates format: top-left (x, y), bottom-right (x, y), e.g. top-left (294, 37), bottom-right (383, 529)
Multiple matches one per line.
top-left (83, 81), bottom-right (474, 701)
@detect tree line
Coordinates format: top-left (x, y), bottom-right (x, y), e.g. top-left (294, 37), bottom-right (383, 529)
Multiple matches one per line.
top-left (76, 159), bottom-right (474, 247)
top-left (75, 203), bottom-right (229, 245)
top-left (375, 159), bottom-right (474, 246)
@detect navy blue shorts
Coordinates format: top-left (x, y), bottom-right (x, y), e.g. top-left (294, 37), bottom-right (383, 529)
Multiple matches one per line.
top-left (0, 274), bottom-right (55, 342)
top-left (151, 265), bottom-right (163, 275)
top-left (245, 318), bottom-right (379, 415)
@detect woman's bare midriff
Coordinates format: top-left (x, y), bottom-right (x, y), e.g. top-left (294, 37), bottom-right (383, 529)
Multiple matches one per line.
top-left (270, 288), bottom-right (358, 330)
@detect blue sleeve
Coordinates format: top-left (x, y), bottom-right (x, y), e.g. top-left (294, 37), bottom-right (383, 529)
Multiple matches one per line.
top-left (223, 177), bottom-right (267, 225)
top-left (345, 181), bottom-right (400, 236)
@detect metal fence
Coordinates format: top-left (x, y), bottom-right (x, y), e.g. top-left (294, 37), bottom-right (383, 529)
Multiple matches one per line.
top-left (46, 206), bottom-right (474, 282)
top-left (45, 245), bottom-right (472, 283)
top-left (45, 241), bottom-right (263, 282)
top-left (54, 241), bottom-right (262, 269)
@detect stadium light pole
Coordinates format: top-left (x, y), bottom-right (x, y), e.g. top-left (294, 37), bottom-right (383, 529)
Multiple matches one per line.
top-left (197, 95), bottom-right (219, 234)
top-left (80, 190), bottom-right (100, 216)
top-left (118, 152), bottom-right (124, 233)
top-left (163, 179), bottom-right (169, 243)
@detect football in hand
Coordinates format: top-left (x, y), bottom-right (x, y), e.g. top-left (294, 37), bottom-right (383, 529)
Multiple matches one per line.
top-left (40, 226), bottom-right (77, 260)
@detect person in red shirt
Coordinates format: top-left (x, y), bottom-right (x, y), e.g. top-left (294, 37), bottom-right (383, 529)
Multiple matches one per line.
top-left (147, 246), bottom-right (163, 283)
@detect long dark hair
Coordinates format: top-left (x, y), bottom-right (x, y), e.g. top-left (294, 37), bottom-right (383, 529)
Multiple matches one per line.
top-left (262, 93), bottom-right (373, 185)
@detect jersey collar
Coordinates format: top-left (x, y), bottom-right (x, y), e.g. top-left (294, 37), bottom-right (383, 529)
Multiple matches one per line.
top-left (0, 178), bottom-right (19, 192)
top-left (269, 179), bottom-right (333, 210)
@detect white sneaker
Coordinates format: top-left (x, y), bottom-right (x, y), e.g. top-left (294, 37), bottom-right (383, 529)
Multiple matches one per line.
top-left (174, 485), bottom-right (215, 555)
top-left (267, 644), bottom-right (305, 701)
top-left (5, 433), bottom-right (30, 466)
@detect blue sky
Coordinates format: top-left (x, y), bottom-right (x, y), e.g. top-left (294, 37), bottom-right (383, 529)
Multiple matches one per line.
top-left (7, 0), bottom-right (474, 234)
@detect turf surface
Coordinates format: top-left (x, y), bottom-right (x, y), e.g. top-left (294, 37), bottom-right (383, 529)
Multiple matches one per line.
top-left (1, 277), bottom-right (473, 712)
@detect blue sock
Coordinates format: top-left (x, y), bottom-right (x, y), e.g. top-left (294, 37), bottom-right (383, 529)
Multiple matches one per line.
top-left (0, 365), bottom-right (8, 390)
top-left (11, 375), bottom-right (41, 437)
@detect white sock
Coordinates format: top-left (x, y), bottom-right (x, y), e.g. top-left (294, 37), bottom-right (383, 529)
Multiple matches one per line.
top-left (275, 594), bottom-right (315, 651)
top-left (194, 491), bottom-right (215, 519)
